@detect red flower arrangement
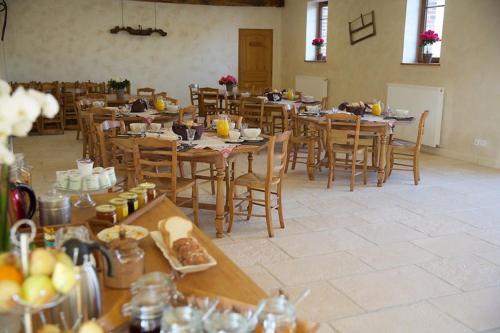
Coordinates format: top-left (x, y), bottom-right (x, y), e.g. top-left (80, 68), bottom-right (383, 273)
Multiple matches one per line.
top-left (420, 30), bottom-right (441, 46)
top-left (218, 75), bottom-right (238, 85)
top-left (312, 38), bottom-right (325, 47)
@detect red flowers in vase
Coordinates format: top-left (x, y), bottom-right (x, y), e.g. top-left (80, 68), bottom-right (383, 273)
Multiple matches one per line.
top-left (218, 75), bottom-right (238, 86)
top-left (312, 38), bottom-right (325, 47)
top-left (419, 30), bottom-right (441, 46)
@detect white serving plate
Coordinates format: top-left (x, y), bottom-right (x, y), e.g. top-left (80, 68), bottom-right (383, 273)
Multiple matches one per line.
top-left (241, 136), bottom-right (264, 142)
top-left (97, 225), bottom-right (149, 243)
top-left (150, 231), bottom-right (217, 274)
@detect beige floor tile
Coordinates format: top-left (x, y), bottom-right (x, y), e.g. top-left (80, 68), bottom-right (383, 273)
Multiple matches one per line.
top-left (227, 217), bottom-right (310, 240)
top-left (271, 229), bottom-right (374, 258)
top-left (330, 265), bottom-right (459, 311)
top-left (263, 252), bottom-right (373, 286)
top-left (466, 227), bottom-right (500, 247)
top-left (399, 213), bottom-right (479, 237)
top-left (347, 222), bottom-right (427, 245)
top-left (316, 323), bottom-right (337, 333)
top-left (331, 302), bottom-right (472, 333)
top-left (347, 242), bottom-right (438, 270)
top-left (448, 207), bottom-right (500, 229)
top-left (351, 205), bottom-right (423, 224)
top-left (282, 281), bottom-right (364, 322)
top-left (294, 213), bottom-right (369, 231)
top-left (413, 233), bottom-right (500, 258)
top-left (216, 238), bottom-right (291, 267)
top-left (419, 255), bottom-right (500, 291)
top-left (430, 287), bottom-right (500, 332)
top-left (476, 249), bottom-right (500, 267)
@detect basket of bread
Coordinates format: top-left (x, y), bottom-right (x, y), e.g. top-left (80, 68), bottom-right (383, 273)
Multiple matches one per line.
top-left (150, 216), bottom-right (217, 273)
top-left (338, 101), bottom-right (367, 116)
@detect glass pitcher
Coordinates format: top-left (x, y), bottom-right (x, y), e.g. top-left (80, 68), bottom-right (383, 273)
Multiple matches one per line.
top-left (216, 114), bottom-right (230, 138)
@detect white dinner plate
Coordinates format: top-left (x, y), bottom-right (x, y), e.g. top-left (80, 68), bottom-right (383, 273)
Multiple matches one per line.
top-left (97, 225), bottom-right (149, 243)
top-left (241, 136), bottom-right (264, 142)
top-left (127, 131), bottom-right (145, 135)
top-left (150, 231), bottom-right (217, 274)
top-left (225, 139), bottom-right (245, 143)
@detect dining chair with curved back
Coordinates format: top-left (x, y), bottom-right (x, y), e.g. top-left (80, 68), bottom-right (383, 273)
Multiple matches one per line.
top-left (199, 87), bottom-right (227, 117)
top-left (87, 108), bottom-right (117, 162)
top-left (94, 120), bottom-right (126, 167)
top-left (39, 81), bottom-right (64, 134)
top-left (188, 84), bottom-right (199, 107)
top-left (137, 87), bottom-right (156, 98)
top-left (325, 113), bottom-right (368, 191)
top-left (132, 137), bottom-right (199, 225)
top-left (386, 110), bottom-right (429, 185)
top-left (239, 97), bottom-right (265, 130)
top-left (227, 131), bottom-right (292, 238)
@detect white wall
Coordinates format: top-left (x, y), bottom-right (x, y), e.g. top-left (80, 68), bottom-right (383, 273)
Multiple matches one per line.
top-left (4, 0), bottom-right (282, 105)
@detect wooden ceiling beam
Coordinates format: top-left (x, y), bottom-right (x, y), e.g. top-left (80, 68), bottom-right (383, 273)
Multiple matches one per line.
top-left (130, 0), bottom-right (284, 7)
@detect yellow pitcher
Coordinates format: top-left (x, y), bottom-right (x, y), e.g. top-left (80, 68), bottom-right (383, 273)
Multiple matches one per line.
top-left (154, 97), bottom-right (165, 111)
top-left (372, 101), bottom-right (382, 116)
top-left (216, 114), bottom-right (230, 137)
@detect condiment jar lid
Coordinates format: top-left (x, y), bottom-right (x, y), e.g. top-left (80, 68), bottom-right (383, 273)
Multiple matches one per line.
top-left (119, 192), bottom-right (138, 200)
top-left (139, 182), bottom-right (156, 189)
top-left (109, 228), bottom-right (139, 251)
top-left (130, 187), bottom-right (147, 194)
top-left (96, 204), bottom-right (116, 213)
top-left (109, 198), bottom-right (127, 206)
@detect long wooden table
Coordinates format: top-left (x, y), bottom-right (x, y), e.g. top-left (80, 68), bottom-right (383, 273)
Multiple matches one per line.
top-left (110, 137), bottom-right (268, 238)
top-left (72, 193), bottom-right (266, 331)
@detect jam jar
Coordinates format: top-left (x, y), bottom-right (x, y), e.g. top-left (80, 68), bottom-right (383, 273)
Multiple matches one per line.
top-left (160, 305), bottom-right (203, 333)
top-left (123, 289), bottom-right (165, 333)
top-left (109, 197), bottom-right (129, 222)
top-left (256, 296), bottom-right (296, 333)
top-left (130, 187), bottom-right (148, 208)
top-left (119, 192), bottom-right (139, 214)
top-left (139, 182), bottom-right (157, 201)
top-left (204, 311), bottom-right (251, 333)
top-left (95, 204), bottom-right (117, 224)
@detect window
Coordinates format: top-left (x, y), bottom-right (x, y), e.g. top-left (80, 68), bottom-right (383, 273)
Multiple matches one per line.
top-left (305, 0), bottom-right (328, 62)
top-left (420, 0), bottom-right (445, 59)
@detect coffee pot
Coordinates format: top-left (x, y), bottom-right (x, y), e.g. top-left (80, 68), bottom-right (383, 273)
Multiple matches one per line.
top-left (9, 183), bottom-right (37, 220)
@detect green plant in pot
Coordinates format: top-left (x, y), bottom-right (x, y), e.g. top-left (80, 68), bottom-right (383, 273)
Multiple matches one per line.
top-left (420, 30), bottom-right (441, 63)
top-left (108, 77), bottom-right (130, 99)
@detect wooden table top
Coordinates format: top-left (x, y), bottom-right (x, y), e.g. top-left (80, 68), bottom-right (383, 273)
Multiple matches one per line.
top-left (72, 194), bottom-right (266, 329)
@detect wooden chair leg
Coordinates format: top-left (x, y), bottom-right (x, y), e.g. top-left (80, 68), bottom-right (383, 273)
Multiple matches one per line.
top-left (178, 161), bottom-right (185, 178)
top-left (277, 184), bottom-right (285, 229)
top-left (190, 161), bottom-right (199, 226)
top-left (227, 184), bottom-right (235, 233)
top-left (209, 163), bottom-right (216, 195)
top-left (264, 190), bottom-right (274, 237)
top-left (327, 147), bottom-right (333, 189)
top-left (413, 156), bottom-right (419, 185)
top-left (291, 145), bottom-right (298, 170)
top-left (363, 148), bottom-right (368, 185)
top-left (350, 152), bottom-right (356, 192)
top-left (246, 188), bottom-right (253, 221)
top-left (231, 161), bottom-right (236, 181)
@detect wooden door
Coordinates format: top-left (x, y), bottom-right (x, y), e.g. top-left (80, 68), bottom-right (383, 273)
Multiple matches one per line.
top-left (238, 29), bottom-right (273, 91)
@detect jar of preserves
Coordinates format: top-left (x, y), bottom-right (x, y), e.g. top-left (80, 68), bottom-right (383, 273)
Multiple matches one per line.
top-left (95, 204), bottom-right (117, 224)
top-left (109, 197), bottom-right (129, 222)
top-left (119, 192), bottom-right (139, 214)
top-left (139, 182), bottom-right (157, 201)
top-left (256, 296), bottom-right (296, 333)
top-left (124, 289), bottom-right (165, 333)
top-left (160, 305), bottom-right (203, 333)
top-left (130, 187), bottom-right (148, 208)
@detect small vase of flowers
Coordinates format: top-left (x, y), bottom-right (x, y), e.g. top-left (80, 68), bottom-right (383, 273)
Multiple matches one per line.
top-left (108, 77), bottom-right (130, 99)
top-left (420, 30), bottom-right (441, 63)
top-left (312, 37), bottom-right (325, 61)
top-left (218, 75), bottom-right (238, 93)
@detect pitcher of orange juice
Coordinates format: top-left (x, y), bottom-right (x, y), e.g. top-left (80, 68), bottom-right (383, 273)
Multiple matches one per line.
top-left (216, 114), bottom-right (230, 137)
top-left (372, 100), bottom-right (383, 116)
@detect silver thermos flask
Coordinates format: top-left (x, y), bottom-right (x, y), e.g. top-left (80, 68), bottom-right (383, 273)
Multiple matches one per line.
top-left (38, 189), bottom-right (72, 226)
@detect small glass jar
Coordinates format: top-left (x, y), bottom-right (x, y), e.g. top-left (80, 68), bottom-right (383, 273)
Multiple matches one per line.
top-left (160, 306), bottom-right (203, 333)
top-left (96, 204), bottom-right (117, 224)
top-left (204, 311), bottom-right (251, 333)
top-left (119, 192), bottom-right (139, 214)
top-left (124, 289), bottom-right (165, 333)
top-left (257, 296), bottom-right (296, 333)
top-left (139, 182), bottom-right (157, 201)
top-left (131, 187), bottom-right (149, 208)
top-left (109, 198), bottom-right (129, 222)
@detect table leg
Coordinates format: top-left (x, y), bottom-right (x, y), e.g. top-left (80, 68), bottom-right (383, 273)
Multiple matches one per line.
top-left (307, 137), bottom-right (315, 180)
top-left (248, 153), bottom-right (253, 173)
top-left (215, 164), bottom-right (226, 238)
top-left (377, 133), bottom-right (388, 187)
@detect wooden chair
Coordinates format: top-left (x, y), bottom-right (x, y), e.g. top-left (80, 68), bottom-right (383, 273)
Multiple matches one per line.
top-left (227, 131), bottom-right (291, 238)
top-left (61, 82), bottom-right (79, 130)
top-left (270, 104), bottom-right (288, 134)
top-left (84, 81), bottom-right (106, 94)
top-left (239, 97), bottom-right (265, 130)
top-left (238, 83), bottom-right (256, 96)
top-left (178, 106), bottom-right (198, 123)
top-left (320, 97), bottom-right (328, 110)
top-left (386, 111), bottom-right (429, 185)
top-left (132, 138), bottom-right (199, 225)
top-left (94, 120), bottom-right (126, 167)
top-left (75, 101), bottom-right (91, 158)
top-left (86, 93), bottom-right (108, 103)
top-left (39, 81), bottom-right (64, 134)
top-left (88, 108), bottom-right (117, 161)
top-left (137, 87), bottom-right (155, 97)
top-left (188, 84), bottom-right (199, 107)
top-left (286, 107), bottom-right (322, 176)
top-left (324, 113), bottom-right (368, 191)
top-left (199, 87), bottom-right (226, 117)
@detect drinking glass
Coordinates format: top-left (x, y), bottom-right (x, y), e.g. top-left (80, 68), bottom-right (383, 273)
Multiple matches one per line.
top-left (187, 128), bottom-right (196, 146)
top-left (197, 116), bottom-right (205, 127)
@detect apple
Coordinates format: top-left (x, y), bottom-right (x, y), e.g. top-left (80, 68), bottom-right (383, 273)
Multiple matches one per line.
top-left (0, 280), bottom-right (21, 310)
top-left (78, 320), bottom-right (104, 333)
top-left (52, 262), bottom-right (77, 294)
top-left (30, 248), bottom-right (57, 276)
top-left (54, 251), bottom-right (73, 267)
top-left (21, 275), bottom-right (56, 305)
top-left (37, 324), bottom-right (61, 333)
top-left (0, 252), bottom-right (19, 267)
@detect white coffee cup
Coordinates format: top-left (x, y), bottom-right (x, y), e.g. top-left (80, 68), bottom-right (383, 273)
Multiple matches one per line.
top-left (84, 174), bottom-right (100, 191)
top-left (98, 172), bottom-right (111, 188)
top-left (149, 123), bottom-right (162, 131)
top-left (56, 171), bottom-right (69, 189)
top-left (130, 123), bottom-right (147, 133)
top-left (229, 122), bottom-right (236, 130)
top-left (69, 174), bottom-right (82, 191)
top-left (228, 130), bottom-right (241, 142)
top-left (105, 167), bottom-right (117, 185)
top-left (77, 159), bottom-right (94, 176)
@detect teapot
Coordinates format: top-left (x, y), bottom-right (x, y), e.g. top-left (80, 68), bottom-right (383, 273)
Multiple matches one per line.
top-left (9, 183), bottom-right (36, 220)
top-left (131, 99), bottom-right (148, 113)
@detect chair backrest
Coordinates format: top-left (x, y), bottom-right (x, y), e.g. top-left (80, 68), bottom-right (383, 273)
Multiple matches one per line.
top-left (325, 113), bottom-right (361, 149)
top-left (320, 97), bottom-right (328, 110)
top-left (265, 131), bottom-right (292, 187)
top-left (89, 107), bottom-right (116, 125)
top-left (199, 87), bottom-right (225, 115)
top-left (164, 96), bottom-right (179, 105)
top-left (95, 120), bottom-right (126, 167)
top-left (238, 83), bottom-right (255, 96)
top-left (178, 105), bottom-right (198, 123)
top-left (239, 97), bottom-right (265, 128)
top-left (137, 87), bottom-right (155, 96)
top-left (86, 93), bottom-right (108, 104)
top-left (415, 111), bottom-right (430, 152)
top-left (132, 138), bottom-right (178, 190)
top-left (189, 84), bottom-right (199, 105)
top-left (206, 114), bottom-right (243, 129)
top-left (155, 91), bottom-right (168, 98)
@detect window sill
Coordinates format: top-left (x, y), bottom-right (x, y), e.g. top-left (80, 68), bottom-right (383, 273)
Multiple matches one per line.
top-left (401, 62), bottom-right (440, 66)
top-left (304, 60), bottom-right (327, 63)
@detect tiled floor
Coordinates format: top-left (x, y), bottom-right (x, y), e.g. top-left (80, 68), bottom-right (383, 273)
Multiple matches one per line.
top-left (14, 132), bottom-right (500, 333)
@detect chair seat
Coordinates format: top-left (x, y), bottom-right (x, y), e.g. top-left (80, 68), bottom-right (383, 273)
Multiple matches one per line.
top-left (234, 172), bottom-right (280, 188)
top-left (150, 177), bottom-right (195, 193)
top-left (391, 139), bottom-right (416, 150)
top-left (331, 143), bottom-right (367, 153)
top-left (290, 135), bottom-right (315, 144)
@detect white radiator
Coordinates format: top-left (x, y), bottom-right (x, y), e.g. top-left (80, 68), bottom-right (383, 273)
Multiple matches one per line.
top-left (386, 83), bottom-right (444, 147)
top-left (295, 75), bottom-right (328, 100)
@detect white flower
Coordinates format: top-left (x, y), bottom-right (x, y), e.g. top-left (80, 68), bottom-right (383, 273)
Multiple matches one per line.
top-left (11, 120), bottom-right (33, 137)
top-left (0, 119), bottom-right (12, 139)
top-left (0, 96), bottom-right (16, 127)
top-left (42, 93), bottom-right (59, 118)
top-left (0, 143), bottom-right (14, 165)
top-left (0, 80), bottom-right (11, 96)
top-left (12, 88), bottom-right (41, 122)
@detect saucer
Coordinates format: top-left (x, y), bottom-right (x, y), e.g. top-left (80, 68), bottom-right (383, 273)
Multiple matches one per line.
top-left (127, 131), bottom-right (145, 135)
top-left (225, 139), bottom-right (244, 143)
top-left (241, 136), bottom-right (264, 142)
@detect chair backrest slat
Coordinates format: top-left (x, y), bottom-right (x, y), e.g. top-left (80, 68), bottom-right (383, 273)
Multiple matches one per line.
top-left (266, 131), bottom-right (292, 186)
top-left (240, 97), bottom-right (265, 129)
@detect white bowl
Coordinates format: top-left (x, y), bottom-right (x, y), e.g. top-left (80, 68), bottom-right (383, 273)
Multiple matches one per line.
top-left (242, 128), bottom-right (261, 139)
top-left (166, 105), bottom-right (180, 113)
top-left (130, 123), bottom-right (147, 133)
top-left (394, 109), bottom-right (410, 118)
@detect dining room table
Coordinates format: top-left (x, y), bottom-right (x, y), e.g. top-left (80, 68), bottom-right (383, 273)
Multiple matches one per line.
top-left (110, 133), bottom-right (269, 238)
top-left (295, 112), bottom-right (413, 186)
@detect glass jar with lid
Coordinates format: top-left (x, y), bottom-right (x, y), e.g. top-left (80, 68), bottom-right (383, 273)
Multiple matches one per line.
top-left (104, 229), bottom-right (145, 289)
top-left (130, 187), bottom-right (149, 208)
top-left (257, 296), bottom-right (296, 333)
top-left (139, 182), bottom-right (157, 201)
top-left (124, 289), bottom-right (166, 333)
top-left (119, 192), bottom-right (139, 213)
top-left (204, 311), bottom-right (251, 333)
top-left (95, 204), bottom-right (117, 224)
top-left (109, 197), bottom-right (129, 222)
top-left (160, 305), bottom-right (203, 333)
top-left (131, 271), bottom-right (181, 303)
